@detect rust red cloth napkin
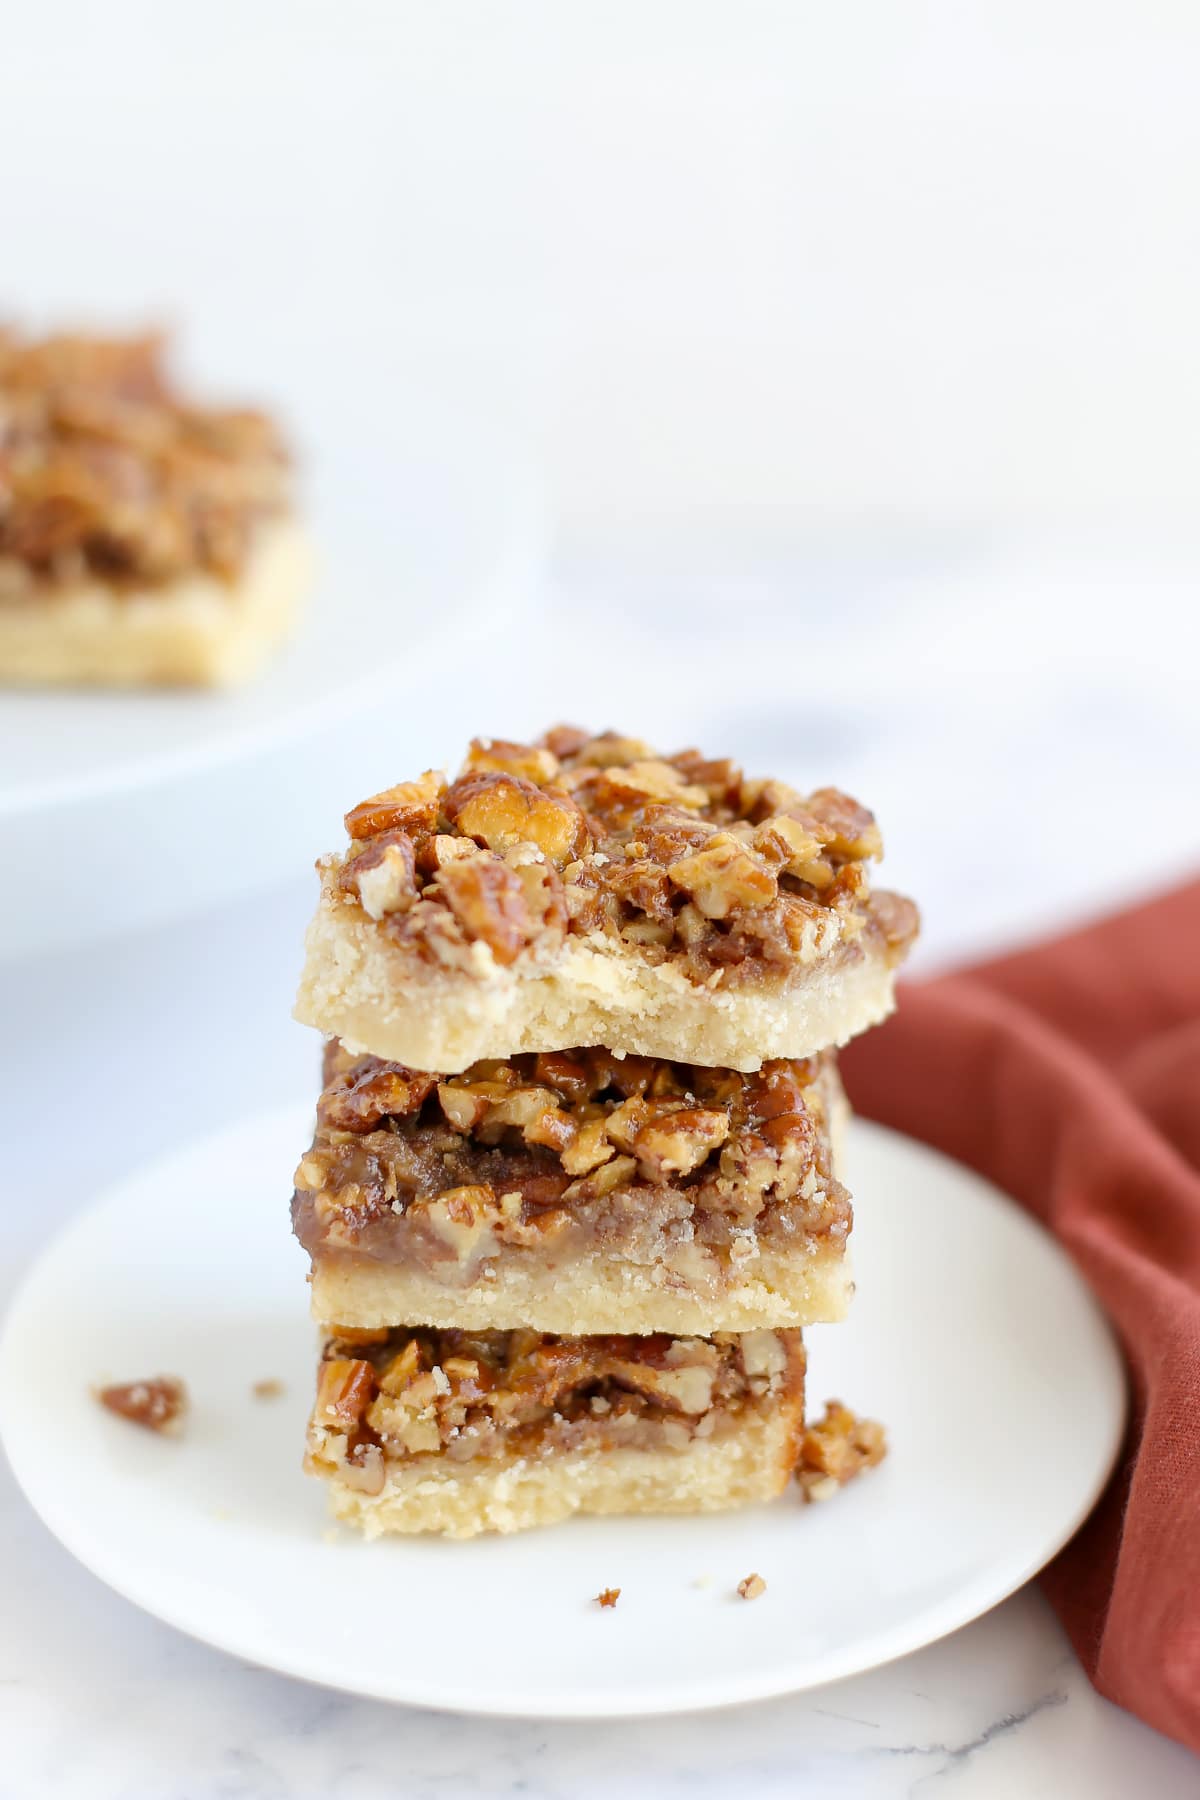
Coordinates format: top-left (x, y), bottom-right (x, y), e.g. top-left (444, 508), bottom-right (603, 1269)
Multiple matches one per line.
top-left (841, 880), bottom-right (1200, 1752)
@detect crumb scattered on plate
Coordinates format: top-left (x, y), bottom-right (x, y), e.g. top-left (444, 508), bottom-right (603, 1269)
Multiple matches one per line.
top-left (594, 1587), bottom-right (621, 1609)
top-left (95, 1375), bottom-right (188, 1435)
top-left (252, 1378), bottom-right (285, 1401)
top-left (736, 1572), bottom-right (767, 1601)
top-left (797, 1400), bottom-right (888, 1502)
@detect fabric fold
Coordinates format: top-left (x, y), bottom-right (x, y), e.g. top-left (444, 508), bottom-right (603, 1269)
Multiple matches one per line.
top-left (841, 880), bottom-right (1200, 1752)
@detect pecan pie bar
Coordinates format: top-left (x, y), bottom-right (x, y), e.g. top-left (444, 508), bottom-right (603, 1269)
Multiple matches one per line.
top-left (293, 1040), bottom-right (852, 1334)
top-left (305, 1325), bottom-right (807, 1537)
top-left (0, 328), bottom-right (309, 686)
top-left (294, 729), bottom-right (919, 1071)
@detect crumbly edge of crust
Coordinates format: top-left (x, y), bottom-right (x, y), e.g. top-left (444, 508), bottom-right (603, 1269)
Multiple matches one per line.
top-left (0, 517), bottom-right (309, 687)
top-left (319, 1396), bottom-right (802, 1538)
top-left (295, 891), bottom-right (897, 1072)
top-left (308, 1239), bottom-right (852, 1334)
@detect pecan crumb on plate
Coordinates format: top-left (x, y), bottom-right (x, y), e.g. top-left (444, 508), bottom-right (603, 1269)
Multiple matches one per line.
top-left (797, 1400), bottom-right (888, 1502)
top-left (594, 1587), bottom-right (621, 1609)
top-left (252, 1379), bottom-right (285, 1401)
top-left (737, 1572), bottom-right (767, 1600)
top-left (96, 1375), bottom-right (188, 1434)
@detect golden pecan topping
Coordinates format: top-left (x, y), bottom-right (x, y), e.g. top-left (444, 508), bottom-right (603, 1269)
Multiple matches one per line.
top-left (327, 729), bottom-right (914, 984)
top-left (295, 1040), bottom-right (849, 1269)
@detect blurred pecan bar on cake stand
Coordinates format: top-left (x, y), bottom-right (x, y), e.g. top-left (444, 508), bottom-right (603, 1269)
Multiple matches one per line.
top-left (293, 1040), bottom-right (853, 1335)
top-left (0, 328), bottom-right (310, 686)
top-left (294, 729), bottom-right (919, 1073)
top-left (304, 1326), bottom-right (807, 1538)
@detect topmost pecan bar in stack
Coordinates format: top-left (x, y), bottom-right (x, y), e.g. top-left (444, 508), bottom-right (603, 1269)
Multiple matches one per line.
top-left (295, 727), bottom-right (918, 1073)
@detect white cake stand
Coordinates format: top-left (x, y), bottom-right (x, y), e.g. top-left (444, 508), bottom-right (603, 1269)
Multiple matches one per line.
top-left (0, 412), bottom-right (546, 957)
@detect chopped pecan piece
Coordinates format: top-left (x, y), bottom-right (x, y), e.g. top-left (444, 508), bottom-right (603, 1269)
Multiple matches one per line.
top-left (594, 1587), bottom-right (621, 1608)
top-left (667, 834), bottom-right (777, 919)
top-left (350, 834), bottom-right (419, 919)
top-left (562, 1152), bottom-right (638, 1202)
top-left (417, 833), bottom-right (479, 875)
top-left (738, 1331), bottom-right (789, 1382)
top-left (341, 1441), bottom-right (386, 1494)
top-left (806, 789), bottom-right (883, 861)
top-left (443, 771), bottom-right (588, 865)
top-left (560, 1115), bottom-right (616, 1177)
top-left (482, 1085), bottom-right (578, 1153)
top-left (315, 1358), bottom-right (377, 1433)
top-left (540, 723), bottom-right (592, 759)
top-left (566, 732), bottom-right (651, 768)
top-left (407, 1186), bottom-right (502, 1261)
top-left (754, 814), bottom-right (825, 877)
top-left (668, 751), bottom-right (744, 806)
top-left (596, 758), bottom-right (709, 809)
top-left (603, 1094), bottom-right (652, 1153)
top-left (736, 1572), bottom-right (767, 1600)
top-left (633, 1106), bottom-right (730, 1180)
top-left (319, 1058), bottom-right (436, 1131)
top-left (96, 1375), bottom-right (188, 1435)
top-left (433, 852), bottom-right (536, 964)
top-left (438, 1082), bottom-right (490, 1132)
top-left (344, 770), bottom-right (444, 840)
top-left (462, 737), bottom-right (561, 783)
top-left (604, 1344), bottom-right (716, 1415)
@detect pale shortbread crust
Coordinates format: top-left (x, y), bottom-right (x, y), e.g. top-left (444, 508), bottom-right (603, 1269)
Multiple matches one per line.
top-left (296, 890), bottom-right (897, 1072)
top-left (323, 1405), bottom-right (802, 1538)
top-left (309, 1240), bottom-right (851, 1335)
top-left (0, 519), bottom-right (310, 687)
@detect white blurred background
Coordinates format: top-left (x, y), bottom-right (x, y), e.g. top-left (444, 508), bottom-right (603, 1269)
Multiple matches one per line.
top-left (7, 1), bottom-right (1200, 530)
top-left (2, 0), bottom-right (1199, 1141)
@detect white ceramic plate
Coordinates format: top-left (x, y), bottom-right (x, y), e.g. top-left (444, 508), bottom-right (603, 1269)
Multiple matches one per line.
top-left (0, 1110), bottom-right (1124, 1719)
top-left (0, 414), bottom-right (545, 957)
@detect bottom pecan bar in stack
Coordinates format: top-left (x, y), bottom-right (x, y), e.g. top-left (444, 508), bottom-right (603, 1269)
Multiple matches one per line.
top-left (305, 1326), bottom-right (807, 1538)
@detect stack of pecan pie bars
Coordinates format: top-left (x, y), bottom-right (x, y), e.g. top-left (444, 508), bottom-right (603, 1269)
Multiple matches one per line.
top-left (290, 728), bottom-right (918, 1537)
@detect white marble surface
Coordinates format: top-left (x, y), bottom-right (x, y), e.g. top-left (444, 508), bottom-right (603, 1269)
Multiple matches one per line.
top-left (2, 541), bottom-right (1199, 1796)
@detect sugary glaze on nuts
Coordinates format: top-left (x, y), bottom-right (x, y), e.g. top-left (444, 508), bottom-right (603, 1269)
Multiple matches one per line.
top-left (325, 730), bottom-right (919, 987)
top-left (304, 1325), bottom-right (805, 1487)
top-left (796, 1400), bottom-right (888, 1500)
top-left (0, 328), bottom-right (290, 596)
top-left (292, 1040), bottom-right (850, 1280)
